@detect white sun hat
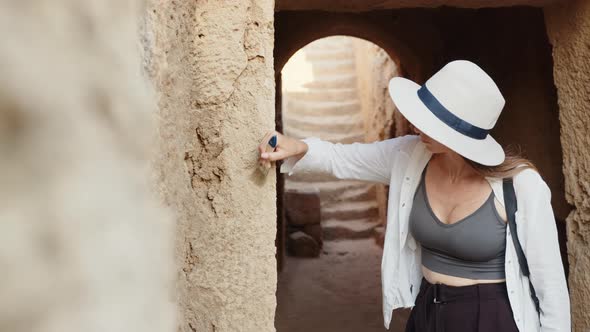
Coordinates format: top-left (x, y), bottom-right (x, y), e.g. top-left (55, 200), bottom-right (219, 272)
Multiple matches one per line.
top-left (388, 60), bottom-right (506, 166)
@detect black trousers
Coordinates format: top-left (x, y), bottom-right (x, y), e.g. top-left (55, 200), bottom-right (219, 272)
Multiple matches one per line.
top-left (405, 277), bottom-right (520, 332)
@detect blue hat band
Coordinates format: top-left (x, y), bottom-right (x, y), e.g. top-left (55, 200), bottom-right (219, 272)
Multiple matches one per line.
top-left (417, 85), bottom-right (489, 140)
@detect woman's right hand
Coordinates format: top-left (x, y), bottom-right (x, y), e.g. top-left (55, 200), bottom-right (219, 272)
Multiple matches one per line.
top-left (258, 131), bottom-right (308, 169)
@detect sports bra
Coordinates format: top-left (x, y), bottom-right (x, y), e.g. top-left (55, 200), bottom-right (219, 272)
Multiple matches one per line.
top-left (409, 165), bottom-right (507, 280)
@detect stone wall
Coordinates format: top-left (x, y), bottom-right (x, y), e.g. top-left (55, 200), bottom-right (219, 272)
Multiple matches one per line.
top-left (0, 1), bottom-right (174, 332)
top-left (545, 2), bottom-right (590, 330)
top-left (352, 40), bottom-right (399, 235)
top-left (143, 1), bottom-right (277, 331)
top-left (353, 40), bottom-right (399, 143)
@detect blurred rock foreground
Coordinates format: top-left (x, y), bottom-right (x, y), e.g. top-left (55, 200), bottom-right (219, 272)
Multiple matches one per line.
top-left (0, 2), bottom-right (174, 332)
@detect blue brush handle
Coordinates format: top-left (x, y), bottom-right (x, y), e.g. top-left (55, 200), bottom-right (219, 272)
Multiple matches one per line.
top-left (268, 135), bottom-right (277, 148)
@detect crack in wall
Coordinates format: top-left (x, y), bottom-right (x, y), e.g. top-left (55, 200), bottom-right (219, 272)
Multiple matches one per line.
top-left (151, 0), bottom-right (276, 331)
top-left (182, 241), bottom-right (199, 275)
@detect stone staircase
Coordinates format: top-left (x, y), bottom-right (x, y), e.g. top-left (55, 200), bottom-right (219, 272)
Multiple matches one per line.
top-left (283, 36), bottom-right (380, 241)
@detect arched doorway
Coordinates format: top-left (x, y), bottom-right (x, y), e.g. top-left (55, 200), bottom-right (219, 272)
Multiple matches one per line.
top-left (274, 35), bottom-right (411, 332)
top-left (273, 7), bottom-right (570, 332)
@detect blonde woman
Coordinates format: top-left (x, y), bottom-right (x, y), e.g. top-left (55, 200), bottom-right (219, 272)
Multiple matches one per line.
top-left (259, 61), bottom-right (570, 331)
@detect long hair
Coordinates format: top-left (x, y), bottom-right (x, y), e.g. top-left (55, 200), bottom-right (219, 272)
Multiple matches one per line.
top-left (462, 145), bottom-right (539, 179)
top-left (406, 122), bottom-right (538, 179)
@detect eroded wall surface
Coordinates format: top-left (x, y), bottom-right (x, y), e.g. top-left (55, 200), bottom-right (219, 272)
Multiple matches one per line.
top-left (0, 1), bottom-right (175, 332)
top-left (545, 2), bottom-right (590, 330)
top-left (353, 40), bottom-right (399, 143)
top-left (143, 1), bottom-right (277, 331)
top-left (353, 40), bottom-right (399, 230)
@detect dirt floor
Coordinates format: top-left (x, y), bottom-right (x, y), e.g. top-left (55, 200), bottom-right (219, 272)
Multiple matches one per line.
top-left (275, 238), bottom-right (410, 332)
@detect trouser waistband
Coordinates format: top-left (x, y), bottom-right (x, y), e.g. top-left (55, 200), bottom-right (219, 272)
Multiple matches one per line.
top-left (420, 277), bottom-right (508, 304)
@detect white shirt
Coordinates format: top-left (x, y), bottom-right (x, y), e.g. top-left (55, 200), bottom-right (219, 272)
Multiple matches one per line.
top-left (281, 134), bottom-right (571, 332)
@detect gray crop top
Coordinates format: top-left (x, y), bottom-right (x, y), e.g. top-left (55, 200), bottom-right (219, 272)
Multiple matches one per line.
top-left (409, 165), bottom-right (507, 280)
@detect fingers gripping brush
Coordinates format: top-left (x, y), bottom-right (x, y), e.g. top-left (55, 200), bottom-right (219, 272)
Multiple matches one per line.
top-left (259, 135), bottom-right (277, 176)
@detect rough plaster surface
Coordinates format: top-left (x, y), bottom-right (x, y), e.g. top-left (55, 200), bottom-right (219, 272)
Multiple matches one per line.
top-left (0, 1), bottom-right (175, 332)
top-left (353, 40), bottom-right (398, 143)
top-left (353, 40), bottom-right (399, 227)
top-left (144, 1), bottom-right (277, 331)
top-left (276, 0), bottom-right (556, 12)
top-left (545, 2), bottom-right (590, 330)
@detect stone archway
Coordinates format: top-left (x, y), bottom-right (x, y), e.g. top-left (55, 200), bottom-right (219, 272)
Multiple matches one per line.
top-left (273, 15), bottom-right (421, 273)
top-left (275, 35), bottom-right (409, 332)
top-left (275, 11), bottom-right (435, 82)
top-left (273, 5), bottom-right (571, 331)
top-left (274, 5), bottom-right (571, 269)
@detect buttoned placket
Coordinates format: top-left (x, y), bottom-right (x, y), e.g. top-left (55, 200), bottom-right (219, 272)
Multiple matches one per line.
top-left (401, 176), bottom-right (411, 237)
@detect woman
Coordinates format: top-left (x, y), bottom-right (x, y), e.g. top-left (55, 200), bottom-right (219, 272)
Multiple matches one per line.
top-left (259, 60), bottom-right (570, 331)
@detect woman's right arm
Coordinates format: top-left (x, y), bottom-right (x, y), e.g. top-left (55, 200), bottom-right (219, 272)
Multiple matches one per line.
top-left (258, 131), bottom-right (416, 185)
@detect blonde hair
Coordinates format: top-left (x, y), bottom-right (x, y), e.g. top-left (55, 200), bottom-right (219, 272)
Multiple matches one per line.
top-left (406, 121), bottom-right (539, 179)
top-left (462, 145), bottom-right (539, 179)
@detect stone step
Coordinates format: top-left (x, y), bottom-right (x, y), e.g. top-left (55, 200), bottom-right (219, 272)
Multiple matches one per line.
top-left (322, 218), bottom-right (380, 240)
top-left (283, 127), bottom-right (365, 144)
top-left (284, 176), bottom-right (376, 200)
top-left (285, 88), bottom-right (358, 102)
top-left (283, 112), bottom-right (362, 129)
top-left (326, 185), bottom-right (377, 205)
top-left (284, 116), bottom-right (363, 134)
top-left (283, 126), bottom-right (365, 143)
top-left (283, 114), bottom-right (364, 135)
top-left (285, 173), bottom-right (339, 183)
top-left (304, 48), bottom-right (354, 61)
top-left (284, 180), bottom-right (372, 202)
top-left (303, 73), bottom-right (357, 89)
top-left (285, 99), bottom-right (361, 116)
top-left (310, 59), bottom-right (356, 76)
top-left (322, 200), bottom-right (379, 221)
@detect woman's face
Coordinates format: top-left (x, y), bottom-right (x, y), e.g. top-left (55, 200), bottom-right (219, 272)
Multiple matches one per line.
top-left (410, 124), bottom-right (450, 154)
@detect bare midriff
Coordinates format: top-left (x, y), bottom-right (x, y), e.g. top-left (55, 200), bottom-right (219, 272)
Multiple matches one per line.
top-left (422, 265), bottom-right (506, 286)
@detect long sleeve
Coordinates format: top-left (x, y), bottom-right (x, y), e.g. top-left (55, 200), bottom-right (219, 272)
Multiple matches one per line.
top-left (515, 170), bottom-right (571, 332)
top-left (280, 135), bottom-right (417, 185)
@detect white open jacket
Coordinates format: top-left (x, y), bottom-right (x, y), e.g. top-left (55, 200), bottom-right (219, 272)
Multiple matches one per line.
top-left (281, 134), bottom-right (571, 332)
